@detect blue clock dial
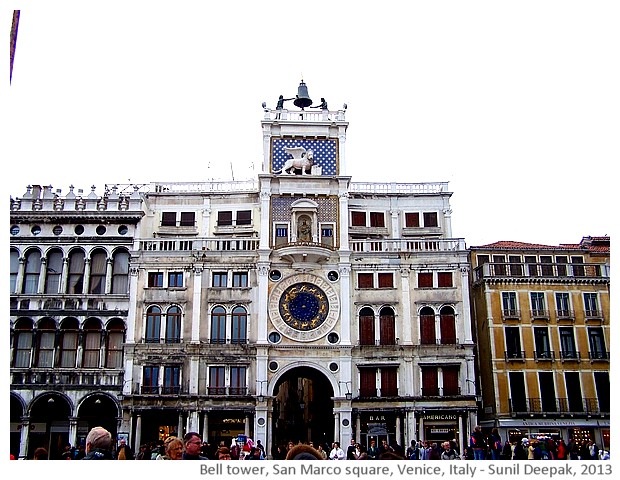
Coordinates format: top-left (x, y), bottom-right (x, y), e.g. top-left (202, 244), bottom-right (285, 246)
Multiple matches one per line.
top-left (279, 282), bottom-right (329, 331)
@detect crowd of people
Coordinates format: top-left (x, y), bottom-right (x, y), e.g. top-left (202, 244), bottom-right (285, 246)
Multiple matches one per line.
top-left (19, 425), bottom-right (609, 461)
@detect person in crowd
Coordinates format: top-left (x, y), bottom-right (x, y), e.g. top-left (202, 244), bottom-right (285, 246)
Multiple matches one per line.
top-left (367, 439), bottom-right (380, 459)
top-left (329, 441), bottom-right (345, 460)
top-left (579, 441), bottom-right (592, 460)
top-left (356, 444), bottom-right (369, 460)
top-left (255, 439), bottom-right (265, 459)
top-left (469, 425), bottom-right (487, 460)
top-left (488, 428), bottom-right (502, 460)
top-left (218, 447), bottom-right (232, 460)
top-left (556, 438), bottom-right (567, 460)
top-left (117, 438), bottom-right (134, 460)
top-left (500, 439), bottom-right (512, 459)
top-left (182, 432), bottom-right (208, 460)
top-left (428, 442), bottom-right (441, 460)
top-left (317, 443), bottom-right (328, 459)
top-left (588, 441), bottom-right (599, 460)
top-left (83, 426), bottom-right (113, 460)
top-left (135, 444), bottom-right (149, 460)
top-left (440, 441), bottom-right (460, 460)
top-left (460, 447), bottom-right (473, 460)
top-left (347, 439), bottom-right (358, 459)
top-left (74, 444), bottom-right (86, 460)
top-left (156, 436), bottom-right (183, 460)
top-left (33, 447), bottom-right (48, 460)
top-left (286, 443), bottom-right (324, 460)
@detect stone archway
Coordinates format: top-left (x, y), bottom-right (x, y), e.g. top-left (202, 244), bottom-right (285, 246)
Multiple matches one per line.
top-left (28, 393), bottom-right (72, 459)
top-left (271, 366), bottom-right (334, 451)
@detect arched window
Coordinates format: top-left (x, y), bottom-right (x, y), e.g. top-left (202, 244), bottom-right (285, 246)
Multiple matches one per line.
top-left (359, 307), bottom-right (375, 345)
top-left (82, 319), bottom-right (102, 368)
top-left (89, 249), bottom-right (107, 294)
top-left (211, 306), bottom-right (226, 344)
top-left (379, 306), bottom-right (396, 345)
top-left (165, 306), bottom-right (182, 343)
top-left (10, 249), bottom-right (19, 293)
top-left (440, 306), bottom-right (456, 344)
top-left (45, 249), bottom-right (64, 294)
top-left (420, 306), bottom-right (436, 345)
top-left (67, 249), bottom-right (85, 294)
top-left (106, 319), bottom-right (125, 368)
top-left (23, 249), bottom-right (41, 294)
top-left (146, 306), bottom-right (162, 343)
top-left (231, 306), bottom-right (247, 344)
top-left (13, 318), bottom-right (34, 368)
top-left (59, 318), bottom-right (79, 368)
top-left (111, 249), bottom-right (130, 294)
top-left (36, 318), bottom-right (56, 368)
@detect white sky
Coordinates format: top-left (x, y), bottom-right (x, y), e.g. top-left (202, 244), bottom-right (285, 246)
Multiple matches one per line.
top-left (4, 1), bottom-right (618, 247)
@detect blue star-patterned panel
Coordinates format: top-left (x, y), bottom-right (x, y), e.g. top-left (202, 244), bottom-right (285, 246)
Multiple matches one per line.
top-left (271, 137), bottom-right (338, 175)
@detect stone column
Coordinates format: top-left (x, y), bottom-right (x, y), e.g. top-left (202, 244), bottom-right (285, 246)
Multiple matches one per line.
top-left (458, 414), bottom-right (465, 454)
top-left (419, 416), bottom-right (425, 442)
top-left (68, 416), bottom-right (78, 450)
top-left (339, 265), bottom-right (352, 345)
top-left (83, 258), bottom-right (91, 294)
top-left (38, 257), bottom-right (47, 294)
top-left (178, 412), bottom-right (185, 438)
top-left (105, 258), bottom-right (113, 294)
top-left (135, 414), bottom-right (142, 451)
top-left (396, 415), bottom-right (402, 447)
top-left (244, 413), bottom-right (251, 437)
top-left (202, 411), bottom-right (209, 443)
top-left (333, 412), bottom-right (340, 443)
top-left (126, 267), bottom-right (139, 344)
top-left (191, 266), bottom-right (203, 343)
top-left (60, 257), bottom-right (69, 293)
top-left (19, 417), bottom-right (30, 459)
top-left (355, 413), bottom-right (361, 443)
top-left (460, 266), bottom-right (474, 343)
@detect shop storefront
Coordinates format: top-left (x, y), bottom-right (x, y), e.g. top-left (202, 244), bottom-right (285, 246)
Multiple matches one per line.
top-left (499, 418), bottom-right (609, 450)
top-left (419, 412), bottom-right (461, 446)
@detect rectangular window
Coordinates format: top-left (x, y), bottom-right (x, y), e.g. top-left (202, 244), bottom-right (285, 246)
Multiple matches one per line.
top-left (571, 256), bottom-right (585, 277)
top-left (477, 255), bottom-right (490, 266)
top-left (493, 255), bottom-right (507, 276)
top-left (230, 366), bottom-right (247, 395)
top-left (418, 272), bottom-right (433, 288)
top-left (148, 272), bottom-right (164, 287)
top-left (369, 212), bottom-right (385, 228)
top-left (530, 292), bottom-right (546, 315)
top-left (14, 331), bottom-right (32, 368)
top-left (60, 332), bottom-right (78, 368)
top-left (380, 368), bottom-right (398, 397)
top-left (423, 212), bottom-right (438, 227)
top-left (554, 255), bottom-right (568, 276)
top-left (442, 366), bottom-right (460, 396)
top-left (359, 369), bottom-right (377, 397)
top-left (555, 292), bottom-right (571, 318)
top-left (508, 255), bottom-right (523, 276)
top-left (534, 327), bottom-right (551, 359)
top-left (143, 366), bottom-right (160, 394)
top-left (421, 367), bottom-right (439, 396)
top-left (168, 272), bottom-right (183, 288)
top-left (351, 211), bottom-right (366, 227)
top-left (509, 372), bottom-right (527, 412)
top-left (106, 331), bottom-right (123, 368)
top-left (358, 273), bottom-right (374, 289)
top-left (594, 372), bottom-right (610, 413)
top-left (275, 225), bottom-right (288, 237)
top-left (236, 210), bottom-right (251, 226)
top-left (209, 366), bottom-right (226, 395)
top-left (405, 212), bottom-right (420, 228)
top-left (320, 225), bottom-right (334, 247)
top-left (179, 211), bottom-right (195, 227)
top-left (525, 256), bottom-right (538, 276)
top-left (163, 366), bottom-right (181, 394)
top-left (83, 331), bottom-right (101, 367)
top-left (502, 292), bottom-right (518, 316)
top-left (212, 272), bottom-right (228, 288)
top-left (438, 272), bottom-right (453, 288)
top-left (539, 371), bottom-right (557, 412)
top-left (505, 326), bottom-right (522, 358)
top-left (564, 372), bottom-right (584, 412)
top-left (36, 331), bottom-right (55, 368)
top-left (588, 327), bottom-right (607, 359)
top-left (378, 273), bottom-right (393, 288)
top-left (583, 293), bottom-right (599, 316)
top-left (540, 256), bottom-right (553, 276)
top-left (559, 327), bottom-right (577, 359)
top-left (217, 211), bottom-right (233, 226)
top-left (161, 212), bottom-right (176, 226)
top-left (232, 272), bottom-right (248, 288)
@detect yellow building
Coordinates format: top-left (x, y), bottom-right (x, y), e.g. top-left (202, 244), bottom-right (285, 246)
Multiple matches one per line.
top-left (469, 236), bottom-right (610, 450)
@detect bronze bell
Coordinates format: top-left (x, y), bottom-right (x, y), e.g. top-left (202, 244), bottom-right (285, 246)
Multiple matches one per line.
top-left (293, 79), bottom-right (313, 109)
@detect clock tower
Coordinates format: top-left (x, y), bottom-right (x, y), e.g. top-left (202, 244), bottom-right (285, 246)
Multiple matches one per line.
top-left (254, 81), bottom-right (354, 447)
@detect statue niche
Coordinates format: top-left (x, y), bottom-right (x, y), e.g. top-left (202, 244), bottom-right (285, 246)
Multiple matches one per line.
top-left (297, 215), bottom-right (312, 242)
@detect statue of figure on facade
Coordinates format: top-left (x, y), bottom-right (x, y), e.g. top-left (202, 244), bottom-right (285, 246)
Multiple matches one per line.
top-left (275, 94), bottom-right (294, 119)
top-left (274, 146), bottom-right (314, 175)
top-left (298, 219), bottom-right (312, 242)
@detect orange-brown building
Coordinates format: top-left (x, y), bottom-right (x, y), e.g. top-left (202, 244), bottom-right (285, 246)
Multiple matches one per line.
top-left (469, 236), bottom-right (610, 450)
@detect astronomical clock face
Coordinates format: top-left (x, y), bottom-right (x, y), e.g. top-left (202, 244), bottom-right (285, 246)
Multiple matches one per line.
top-left (269, 273), bottom-right (340, 342)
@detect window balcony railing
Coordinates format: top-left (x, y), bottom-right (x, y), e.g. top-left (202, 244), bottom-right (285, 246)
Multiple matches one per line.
top-left (588, 351), bottom-right (610, 361)
top-left (207, 386), bottom-right (249, 396)
top-left (530, 309), bottom-right (550, 321)
top-left (358, 339), bottom-right (400, 346)
top-left (209, 338), bottom-right (249, 345)
top-left (559, 351), bottom-right (580, 361)
top-left (584, 310), bottom-right (604, 321)
top-left (502, 309), bottom-right (521, 321)
top-left (534, 350), bottom-right (555, 361)
top-left (510, 397), bottom-right (607, 415)
top-left (350, 238), bottom-right (466, 253)
top-left (474, 262), bottom-right (609, 282)
top-left (420, 387), bottom-right (463, 397)
top-left (11, 369), bottom-right (124, 387)
top-left (556, 310), bottom-right (575, 321)
top-left (504, 350), bottom-right (526, 361)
